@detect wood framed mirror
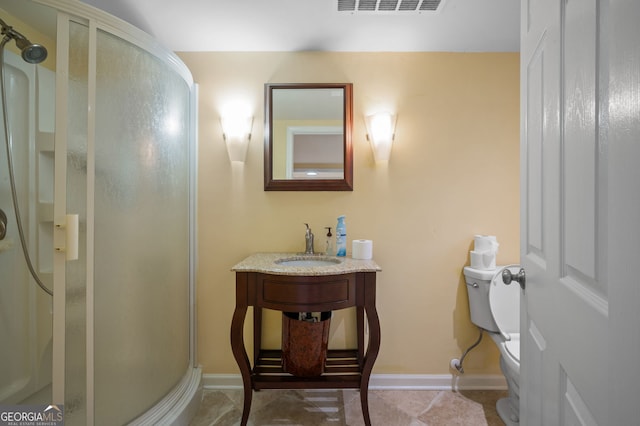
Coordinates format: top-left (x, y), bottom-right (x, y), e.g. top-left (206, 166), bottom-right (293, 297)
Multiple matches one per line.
top-left (264, 83), bottom-right (353, 191)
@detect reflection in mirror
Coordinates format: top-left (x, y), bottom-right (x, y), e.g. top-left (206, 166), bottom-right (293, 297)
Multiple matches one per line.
top-left (264, 83), bottom-right (353, 191)
top-left (288, 126), bottom-right (343, 179)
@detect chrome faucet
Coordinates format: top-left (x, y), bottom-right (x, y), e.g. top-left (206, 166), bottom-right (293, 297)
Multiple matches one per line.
top-left (304, 223), bottom-right (315, 254)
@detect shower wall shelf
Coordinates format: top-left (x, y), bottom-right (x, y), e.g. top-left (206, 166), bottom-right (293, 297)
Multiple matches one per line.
top-left (36, 130), bottom-right (54, 277)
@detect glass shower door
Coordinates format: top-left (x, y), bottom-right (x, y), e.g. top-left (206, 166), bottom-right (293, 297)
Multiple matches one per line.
top-left (59, 16), bottom-right (193, 426)
top-left (92, 28), bottom-right (191, 426)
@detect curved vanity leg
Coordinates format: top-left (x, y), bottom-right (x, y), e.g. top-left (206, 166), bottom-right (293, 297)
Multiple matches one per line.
top-left (361, 392), bottom-right (371, 426)
top-left (356, 306), bottom-right (365, 366)
top-left (360, 272), bottom-right (381, 426)
top-left (231, 276), bottom-right (252, 426)
top-left (360, 307), bottom-right (380, 426)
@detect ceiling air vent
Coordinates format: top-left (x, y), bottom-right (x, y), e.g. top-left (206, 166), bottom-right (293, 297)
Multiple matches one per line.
top-left (337, 0), bottom-right (443, 13)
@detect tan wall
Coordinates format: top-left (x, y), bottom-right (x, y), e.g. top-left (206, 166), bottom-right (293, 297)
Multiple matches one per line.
top-left (177, 51), bottom-right (520, 376)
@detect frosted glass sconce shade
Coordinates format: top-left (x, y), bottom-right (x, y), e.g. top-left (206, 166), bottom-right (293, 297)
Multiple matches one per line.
top-left (365, 112), bottom-right (396, 163)
top-left (221, 115), bottom-right (253, 162)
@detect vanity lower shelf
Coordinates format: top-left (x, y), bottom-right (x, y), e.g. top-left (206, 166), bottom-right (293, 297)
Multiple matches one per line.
top-left (253, 349), bottom-right (362, 389)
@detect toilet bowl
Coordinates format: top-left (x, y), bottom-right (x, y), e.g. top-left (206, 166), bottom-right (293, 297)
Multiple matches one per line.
top-left (463, 265), bottom-right (521, 425)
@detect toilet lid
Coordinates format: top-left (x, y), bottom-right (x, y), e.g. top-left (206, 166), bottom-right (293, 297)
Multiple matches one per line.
top-left (489, 267), bottom-right (521, 336)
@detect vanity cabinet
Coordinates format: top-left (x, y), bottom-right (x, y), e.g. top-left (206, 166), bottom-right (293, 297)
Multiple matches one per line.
top-left (230, 255), bottom-right (380, 426)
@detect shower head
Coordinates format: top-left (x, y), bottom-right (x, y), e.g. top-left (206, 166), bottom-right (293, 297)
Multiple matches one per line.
top-left (13, 37), bottom-right (47, 64)
top-left (0, 18), bottom-right (48, 64)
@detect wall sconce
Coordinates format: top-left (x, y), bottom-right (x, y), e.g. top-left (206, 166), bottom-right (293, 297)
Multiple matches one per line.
top-left (365, 112), bottom-right (396, 163)
top-left (221, 114), bottom-right (253, 163)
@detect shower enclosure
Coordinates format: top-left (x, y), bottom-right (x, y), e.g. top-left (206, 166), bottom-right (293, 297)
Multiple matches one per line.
top-left (0, 1), bottom-right (199, 425)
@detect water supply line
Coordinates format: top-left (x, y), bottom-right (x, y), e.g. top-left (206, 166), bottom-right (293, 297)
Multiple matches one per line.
top-left (0, 29), bottom-right (52, 296)
top-left (450, 327), bottom-right (483, 374)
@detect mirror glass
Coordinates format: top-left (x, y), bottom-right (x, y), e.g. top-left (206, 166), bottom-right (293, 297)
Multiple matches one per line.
top-left (264, 83), bottom-right (353, 191)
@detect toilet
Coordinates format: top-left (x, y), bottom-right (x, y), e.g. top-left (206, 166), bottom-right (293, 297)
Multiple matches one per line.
top-left (463, 265), bottom-right (521, 425)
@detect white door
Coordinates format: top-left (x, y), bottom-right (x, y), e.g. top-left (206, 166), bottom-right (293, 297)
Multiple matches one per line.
top-left (520, 0), bottom-right (640, 425)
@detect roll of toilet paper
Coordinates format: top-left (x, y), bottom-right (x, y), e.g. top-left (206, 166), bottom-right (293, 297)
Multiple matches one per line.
top-left (474, 235), bottom-right (499, 252)
top-left (470, 250), bottom-right (483, 269)
top-left (352, 239), bottom-right (373, 260)
top-left (470, 250), bottom-right (497, 270)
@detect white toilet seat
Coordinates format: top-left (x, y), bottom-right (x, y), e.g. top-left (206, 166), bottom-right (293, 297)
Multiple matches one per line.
top-left (489, 267), bottom-right (521, 338)
top-left (504, 334), bottom-right (520, 361)
top-left (489, 333), bottom-right (520, 369)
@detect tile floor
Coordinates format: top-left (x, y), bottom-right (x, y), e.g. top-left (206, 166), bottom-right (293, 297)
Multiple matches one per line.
top-left (190, 388), bottom-right (508, 425)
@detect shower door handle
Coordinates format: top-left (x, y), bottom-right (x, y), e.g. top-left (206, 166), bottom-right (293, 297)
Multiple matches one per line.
top-left (55, 214), bottom-right (79, 261)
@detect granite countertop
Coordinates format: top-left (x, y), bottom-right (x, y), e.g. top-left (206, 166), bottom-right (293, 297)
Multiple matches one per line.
top-left (231, 252), bottom-right (381, 276)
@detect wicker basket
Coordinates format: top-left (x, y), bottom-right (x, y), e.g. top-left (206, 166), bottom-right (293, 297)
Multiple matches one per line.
top-left (282, 311), bottom-right (332, 377)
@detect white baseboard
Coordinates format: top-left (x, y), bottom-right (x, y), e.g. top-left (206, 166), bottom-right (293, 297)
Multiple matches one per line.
top-left (369, 374), bottom-right (507, 390)
top-left (202, 373), bottom-right (506, 391)
top-left (202, 373), bottom-right (244, 390)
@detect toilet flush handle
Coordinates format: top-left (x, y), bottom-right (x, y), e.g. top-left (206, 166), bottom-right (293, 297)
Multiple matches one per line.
top-left (502, 268), bottom-right (526, 290)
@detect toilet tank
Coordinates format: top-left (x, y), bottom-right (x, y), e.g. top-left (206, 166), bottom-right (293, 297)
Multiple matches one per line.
top-left (463, 266), bottom-right (499, 332)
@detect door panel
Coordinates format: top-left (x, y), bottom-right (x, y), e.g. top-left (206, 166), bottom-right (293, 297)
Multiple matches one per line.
top-left (561, 373), bottom-right (598, 426)
top-left (558, 0), bottom-right (608, 420)
top-left (523, 0), bottom-right (640, 424)
top-left (608, 1), bottom-right (640, 423)
top-left (525, 39), bottom-right (544, 260)
top-left (562, 0), bottom-right (603, 294)
top-left (521, 3), bottom-right (561, 423)
top-left (521, 0), bottom-right (609, 424)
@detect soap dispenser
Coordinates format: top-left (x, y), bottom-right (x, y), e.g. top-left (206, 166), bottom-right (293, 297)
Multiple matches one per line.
top-left (325, 227), bottom-right (334, 256)
top-left (336, 215), bottom-right (347, 257)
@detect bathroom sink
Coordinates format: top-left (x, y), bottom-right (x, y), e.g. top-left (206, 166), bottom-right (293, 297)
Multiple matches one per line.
top-left (275, 256), bottom-right (343, 267)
